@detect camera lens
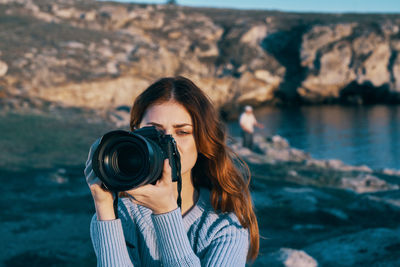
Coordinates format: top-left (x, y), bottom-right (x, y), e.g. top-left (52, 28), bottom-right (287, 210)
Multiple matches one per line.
top-left (116, 144), bottom-right (144, 175)
top-left (92, 130), bottom-right (165, 191)
top-left (109, 142), bottom-right (145, 177)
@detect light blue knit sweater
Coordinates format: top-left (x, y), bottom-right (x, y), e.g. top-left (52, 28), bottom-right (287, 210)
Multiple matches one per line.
top-left (90, 188), bottom-right (249, 266)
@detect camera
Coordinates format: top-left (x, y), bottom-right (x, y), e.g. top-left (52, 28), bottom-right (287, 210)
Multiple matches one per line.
top-left (91, 126), bottom-right (181, 192)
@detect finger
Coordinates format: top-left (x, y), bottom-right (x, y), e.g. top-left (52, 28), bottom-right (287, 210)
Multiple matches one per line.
top-left (158, 159), bottom-right (172, 185)
top-left (125, 183), bottom-right (154, 196)
top-left (124, 187), bottom-right (156, 210)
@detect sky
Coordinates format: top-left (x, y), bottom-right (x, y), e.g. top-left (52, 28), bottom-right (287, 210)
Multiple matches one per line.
top-left (109, 0), bottom-right (400, 13)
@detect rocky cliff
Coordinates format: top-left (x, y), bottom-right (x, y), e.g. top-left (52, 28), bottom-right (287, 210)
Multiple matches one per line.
top-left (1, 0), bottom-right (400, 118)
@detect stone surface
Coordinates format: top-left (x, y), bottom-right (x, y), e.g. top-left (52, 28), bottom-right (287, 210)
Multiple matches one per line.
top-left (304, 228), bottom-right (400, 266)
top-left (260, 248), bottom-right (317, 267)
top-left (299, 40), bottom-right (355, 101)
top-left (299, 23), bottom-right (400, 103)
top-left (2, 0), bottom-right (399, 114)
top-left (1, 110), bottom-right (400, 266)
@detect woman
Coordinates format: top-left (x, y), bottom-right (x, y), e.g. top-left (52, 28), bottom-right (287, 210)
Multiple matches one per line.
top-left (85, 76), bottom-right (259, 266)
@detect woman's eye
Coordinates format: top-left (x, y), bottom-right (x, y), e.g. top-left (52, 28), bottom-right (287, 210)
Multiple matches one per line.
top-left (176, 130), bottom-right (190, 136)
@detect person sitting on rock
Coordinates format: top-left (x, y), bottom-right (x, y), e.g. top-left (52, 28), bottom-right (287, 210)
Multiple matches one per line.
top-left (239, 105), bottom-right (264, 150)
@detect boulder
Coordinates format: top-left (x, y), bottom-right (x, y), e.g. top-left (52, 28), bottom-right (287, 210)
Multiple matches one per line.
top-left (340, 174), bottom-right (399, 193)
top-left (260, 248), bottom-right (318, 267)
top-left (305, 228), bottom-right (400, 266)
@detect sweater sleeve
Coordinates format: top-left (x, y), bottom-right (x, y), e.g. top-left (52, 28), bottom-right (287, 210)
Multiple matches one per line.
top-left (90, 215), bottom-right (134, 267)
top-left (151, 208), bottom-right (201, 266)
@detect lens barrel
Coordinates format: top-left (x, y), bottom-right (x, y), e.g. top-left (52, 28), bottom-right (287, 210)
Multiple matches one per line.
top-left (92, 130), bottom-right (165, 191)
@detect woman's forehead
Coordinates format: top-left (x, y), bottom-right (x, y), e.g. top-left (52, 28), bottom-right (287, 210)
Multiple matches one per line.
top-left (142, 101), bottom-right (193, 125)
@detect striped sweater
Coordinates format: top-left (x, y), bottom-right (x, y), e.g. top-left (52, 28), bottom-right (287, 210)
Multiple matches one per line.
top-left (90, 188), bottom-right (249, 266)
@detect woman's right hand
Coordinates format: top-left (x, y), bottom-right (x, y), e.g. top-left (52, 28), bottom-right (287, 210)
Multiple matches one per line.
top-left (84, 138), bottom-right (116, 220)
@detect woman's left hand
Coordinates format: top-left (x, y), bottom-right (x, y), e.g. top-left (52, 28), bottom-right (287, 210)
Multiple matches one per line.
top-left (125, 159), bottom-right (178, 214)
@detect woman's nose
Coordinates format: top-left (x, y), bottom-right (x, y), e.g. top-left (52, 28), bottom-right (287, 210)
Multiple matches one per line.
top-left (164, 128), bottom-right (173, 136)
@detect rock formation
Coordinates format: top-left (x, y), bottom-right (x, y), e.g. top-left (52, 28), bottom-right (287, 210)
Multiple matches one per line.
top-left (299, 22), bottom-right (400, 103)
top-left (1, 0), bottom-right (400, 118)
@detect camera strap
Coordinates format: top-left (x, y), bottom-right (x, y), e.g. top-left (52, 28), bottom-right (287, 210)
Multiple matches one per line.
top-left (177, 176), bottom-right (182, 209)
top-left (113, 192), bottom-right (136, 249)
top-left (113, 192), bottom-right (119, 219)
top-left (175, 148), bottom-right (182, 210)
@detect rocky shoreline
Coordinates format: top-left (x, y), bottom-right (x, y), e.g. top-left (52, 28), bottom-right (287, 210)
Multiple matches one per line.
top-left (0, 109), bottom-right (399, 266)
top-left (232, 134), bottom-right (400, 266)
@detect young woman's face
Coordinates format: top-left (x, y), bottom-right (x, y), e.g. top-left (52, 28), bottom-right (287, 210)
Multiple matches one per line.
top-left (139, 101), bottom-right (198, 180)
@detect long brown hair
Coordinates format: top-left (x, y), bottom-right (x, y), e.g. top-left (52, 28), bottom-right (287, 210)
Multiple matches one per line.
top-left (130, 76), bottom-right (259, 261)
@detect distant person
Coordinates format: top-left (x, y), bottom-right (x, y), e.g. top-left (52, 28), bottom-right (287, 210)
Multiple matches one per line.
top-left (239, 105), bottom-right (264, 150)
top-left (84, 77), bottom-right (259, 266)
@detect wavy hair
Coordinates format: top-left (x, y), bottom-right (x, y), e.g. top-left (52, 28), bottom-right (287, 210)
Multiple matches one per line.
top-left (130, 76), bottom-right (259, 261)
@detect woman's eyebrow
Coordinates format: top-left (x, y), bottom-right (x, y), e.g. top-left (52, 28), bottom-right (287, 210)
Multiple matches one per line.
top-left (146, 122), bottom-right (192, 128)
top-left (173, 123), bottom-right (193, 128)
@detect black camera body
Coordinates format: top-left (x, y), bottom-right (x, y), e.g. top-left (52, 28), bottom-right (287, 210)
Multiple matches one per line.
top-left (92, 126), bottom-right (181, 192)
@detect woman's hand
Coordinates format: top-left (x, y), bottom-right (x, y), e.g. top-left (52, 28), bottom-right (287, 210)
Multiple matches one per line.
top-left (84, 138), bottom-right (116, 220)
top-left (125, 159), bottom-right (178, 214)
top-left (85, 138), bottom-right (178, 216)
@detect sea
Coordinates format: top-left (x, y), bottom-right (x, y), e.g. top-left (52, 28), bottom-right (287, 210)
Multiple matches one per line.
top-left (227, 105), bottom-right (400, 171)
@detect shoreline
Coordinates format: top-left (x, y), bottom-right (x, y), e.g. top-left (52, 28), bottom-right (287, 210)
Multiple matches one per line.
top-left (1, 109), bottom-right (400, 265)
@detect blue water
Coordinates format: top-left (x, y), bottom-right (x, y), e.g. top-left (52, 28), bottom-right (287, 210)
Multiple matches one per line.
top-left (228, 105), bottom-right (400, 170)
